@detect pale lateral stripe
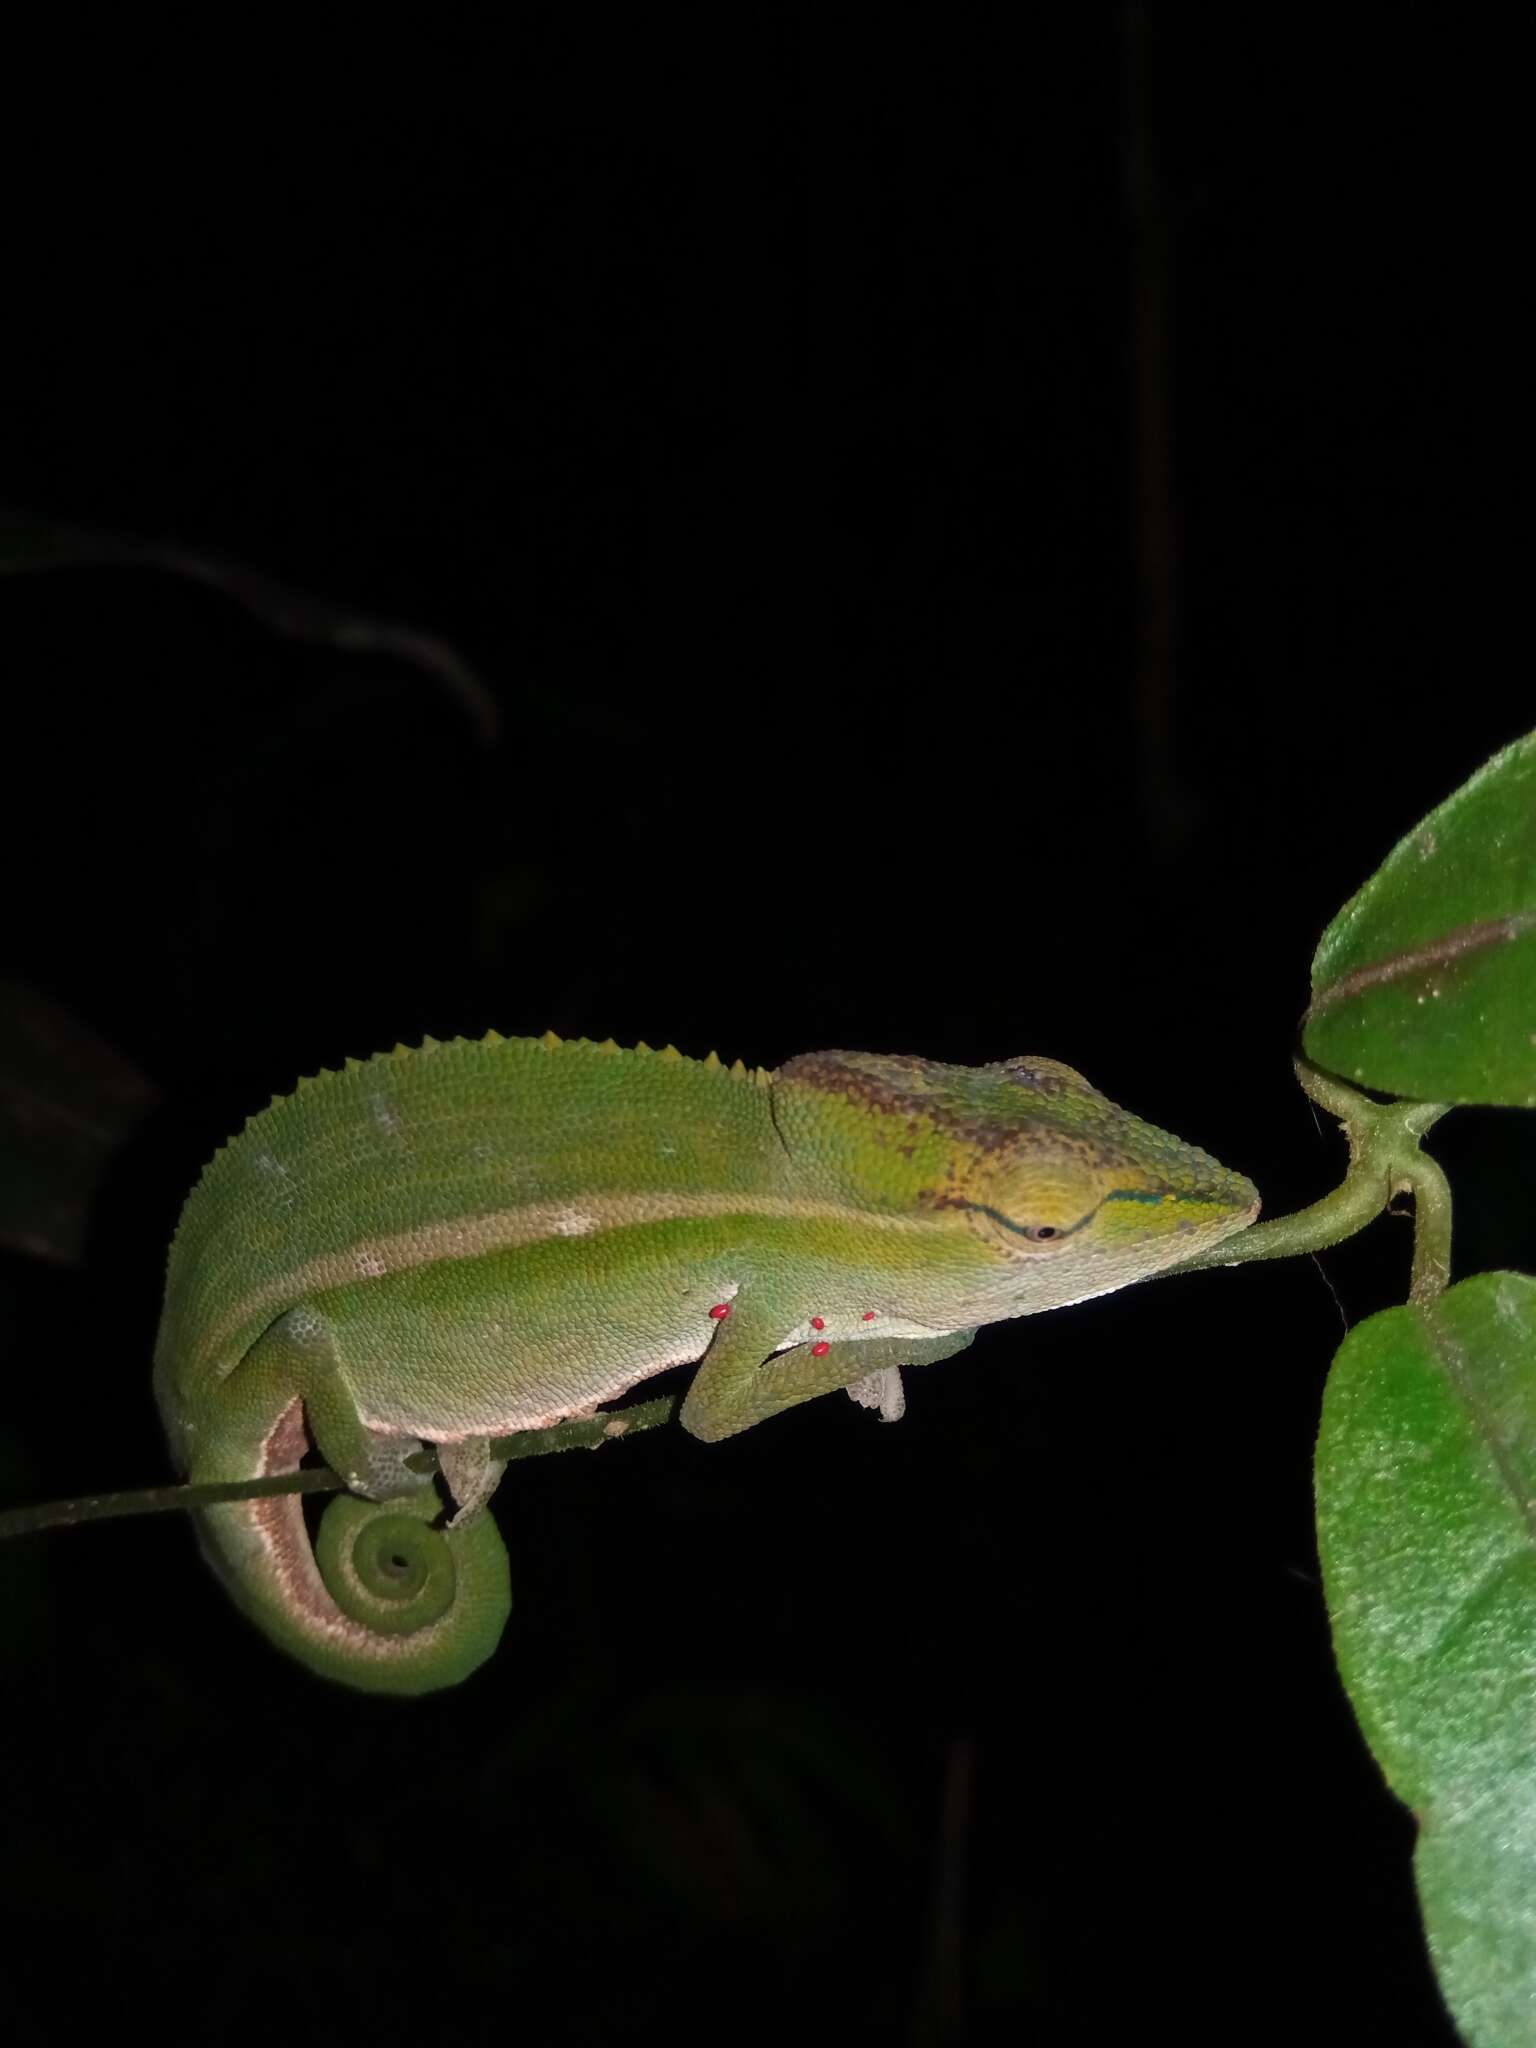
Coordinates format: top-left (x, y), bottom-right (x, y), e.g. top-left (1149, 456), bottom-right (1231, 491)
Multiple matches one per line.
top-left (201, 1190), bottom-right (943, 1371)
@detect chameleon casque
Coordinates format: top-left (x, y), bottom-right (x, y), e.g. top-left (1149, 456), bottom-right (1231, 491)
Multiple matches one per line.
top-left (154, 1031), bottom-right (1258, 1693)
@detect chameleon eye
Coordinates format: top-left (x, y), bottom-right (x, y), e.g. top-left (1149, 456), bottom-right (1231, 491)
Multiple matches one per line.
top-left (984, 1203), bottom-right (1089, 1253)
top-left (956, 1177), bottom-right (1096, 1256)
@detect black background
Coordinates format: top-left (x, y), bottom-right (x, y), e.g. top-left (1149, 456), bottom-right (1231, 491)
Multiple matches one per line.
top-left (1, 15), bottom-right (1523, 2045)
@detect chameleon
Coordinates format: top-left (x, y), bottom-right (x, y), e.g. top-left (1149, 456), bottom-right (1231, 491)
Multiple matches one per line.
top-left (154, 1030), bottom-right (1258, 1694)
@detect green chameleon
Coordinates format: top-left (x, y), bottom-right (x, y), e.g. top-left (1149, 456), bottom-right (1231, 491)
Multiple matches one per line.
top-left (155, 1031), bottom-right (1257, 1693)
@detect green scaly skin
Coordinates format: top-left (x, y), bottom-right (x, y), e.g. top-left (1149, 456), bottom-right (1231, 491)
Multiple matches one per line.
top-left (155, 1033), bottom-right (1257, 1693)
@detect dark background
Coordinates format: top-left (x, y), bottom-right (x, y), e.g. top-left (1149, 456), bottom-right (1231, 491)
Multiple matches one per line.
top-left (0, 14), bottom-right (1521, 2044)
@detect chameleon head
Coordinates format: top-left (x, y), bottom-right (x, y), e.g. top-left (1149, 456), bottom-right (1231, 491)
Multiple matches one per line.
top-left (774, 1050), bottom-right (1259, 1314)
top-left (940, 1055), bottom-right (1260, 1309)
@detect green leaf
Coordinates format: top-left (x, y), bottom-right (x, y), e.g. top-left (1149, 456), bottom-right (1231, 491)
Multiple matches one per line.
top-left (1316, 1272), bottom-right (1536, 2047)
top-left (1305, 731), bottom-right (1536, 1106)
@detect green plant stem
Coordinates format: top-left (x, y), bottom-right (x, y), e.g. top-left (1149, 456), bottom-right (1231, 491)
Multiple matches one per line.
top-left (442, 1396), bottom-right (678, 1469)
top-left (1174, 1057), bottom-right (1453, 1304)
top-left (0, 1397), bottom-right (681, 1540)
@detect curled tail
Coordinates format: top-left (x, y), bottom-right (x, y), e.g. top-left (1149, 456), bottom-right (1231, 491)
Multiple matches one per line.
top-left (194, 1483), bottom-right (511, 1696)
top-left (170, 1312), bottom-right (512, 1695)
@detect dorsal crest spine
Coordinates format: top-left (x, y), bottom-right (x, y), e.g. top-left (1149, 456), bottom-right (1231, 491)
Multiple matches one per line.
top-left (212, 1029), bottom-right (774, 1173)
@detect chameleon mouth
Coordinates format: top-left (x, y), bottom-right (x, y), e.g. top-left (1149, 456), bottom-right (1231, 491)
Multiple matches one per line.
top-left (1155, 1184), bottom-right (1262, 1248)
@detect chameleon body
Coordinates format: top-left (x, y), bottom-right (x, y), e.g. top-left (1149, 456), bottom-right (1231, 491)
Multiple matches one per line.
top-left (154, 1032), bottom-right (1258, 1693)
